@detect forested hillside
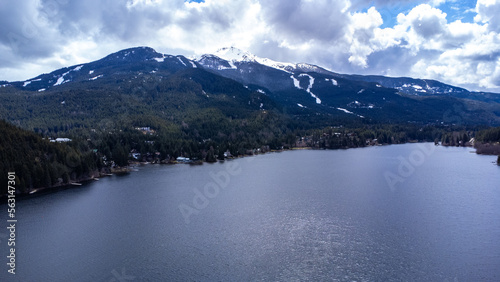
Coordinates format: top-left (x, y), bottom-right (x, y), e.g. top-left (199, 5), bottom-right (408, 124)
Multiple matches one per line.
top-left (2, 47), bottom-right (500, 195)
top-left (0, 120), bottom-right (100, 194)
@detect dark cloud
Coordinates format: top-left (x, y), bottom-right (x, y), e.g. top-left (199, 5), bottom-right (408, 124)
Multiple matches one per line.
top-left (0, 0), bottom-right (62, 58)
top-left (0, 0), bottom-right (500, 92)
top-left (410, 12), bottom-right (446, 38)
top-left (259, 0), bottom-right (351, 43)
top-left (249, 38), bottom-right (295, 63)
top-left (466, 51), bottom-right (500, 62)
top-left (365, 47), bottom-right (439, 77)
top-left (177, 1), bottom-right (249, 32)
top-left (43, 0), bottom-right (175, 41)
top-left (476, 0), bottom-right (500, 32)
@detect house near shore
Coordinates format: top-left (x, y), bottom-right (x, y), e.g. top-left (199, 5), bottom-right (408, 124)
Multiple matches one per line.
top-left (176, 156), bottom-right (190, 162)
top-left (50, 138), bottom-right (72, 143)
top-left (135, 126), bottom-right (156, 135)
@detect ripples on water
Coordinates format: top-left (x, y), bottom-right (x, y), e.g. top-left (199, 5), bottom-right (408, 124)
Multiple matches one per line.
top-left (1, 144), bottom-right (499, 281)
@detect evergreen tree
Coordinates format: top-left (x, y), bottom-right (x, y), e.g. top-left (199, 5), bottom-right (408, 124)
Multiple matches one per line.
top-left (205, 146), bottom-right (217, 163)
top-left (112, 144), bottom-right (129, 167)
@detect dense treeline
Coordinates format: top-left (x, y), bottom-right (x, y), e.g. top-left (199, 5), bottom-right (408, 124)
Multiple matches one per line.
top-left (89, 109), bottom-right (294, 162)
top-left (0, 120), bottom-right (100, 195)
top-left (1, 115), bottom-right (496, 196)
top-left (440, 130), bottom-right (472, 146)
top-left (2, 67), bottom-right (500, 195)
top-left (476, 127), bottom-right (500, 143)
top-left (474, 127), bottom-right (500, 155)
top-left (299, 124), bottom-right (445, 149)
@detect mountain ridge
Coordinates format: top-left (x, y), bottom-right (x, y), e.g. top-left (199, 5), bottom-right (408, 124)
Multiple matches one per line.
top-left (1, 45), bottom-right (497, 99)
top-left (3, 46), bottom-right (500, 195)
top-left (1, 46), bottom-right (500, 125)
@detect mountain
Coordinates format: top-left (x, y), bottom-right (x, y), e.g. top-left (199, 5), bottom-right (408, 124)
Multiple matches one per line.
top-left (1, 47), bottom-right (198, 92)
top-left (3, 46), bottom-right (500, 194)
top-left (340, 74), bottom-right (500, 103)
top-left (1, 46), bottom-right (500, 127)
top-left (201, 47), bottom-right (500, 103)
top-left (195, 47), bottom-right (500, 125)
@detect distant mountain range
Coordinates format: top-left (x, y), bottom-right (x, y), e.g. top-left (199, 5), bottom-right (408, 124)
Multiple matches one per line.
top-left (1, 46), bottom-right (500, 126)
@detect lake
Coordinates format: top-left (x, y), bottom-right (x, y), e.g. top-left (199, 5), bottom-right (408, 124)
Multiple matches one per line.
top-left (1, 143), bottom-right (500, 281)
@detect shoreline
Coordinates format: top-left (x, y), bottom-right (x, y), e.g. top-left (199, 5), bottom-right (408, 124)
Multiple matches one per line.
top-left (3, 147), bottom-right (304, 199)
top-left (7, 141), bottom-right (490, 199)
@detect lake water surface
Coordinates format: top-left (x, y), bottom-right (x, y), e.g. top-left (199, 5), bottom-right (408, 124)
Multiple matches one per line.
top-left (1, 144), bottom-right (500, 281)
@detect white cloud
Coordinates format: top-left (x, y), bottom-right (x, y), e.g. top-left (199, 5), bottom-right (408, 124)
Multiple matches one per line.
top-left (1, 0), bottom-right (500, 92)
top-left (475, 0), bottom-right (500, 31)
top-left (348, 7), bottom-right (384, 67)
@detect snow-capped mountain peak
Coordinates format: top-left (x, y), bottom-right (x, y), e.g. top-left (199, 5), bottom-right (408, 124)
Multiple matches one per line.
top-left (215, 47), bottom-right (256, 62)
top-left (201, 47), bottom-right (297, 73)
top-left (200, 47), bottom-right (332, 75)
top-left (255, 57), bottom-right (296, 73)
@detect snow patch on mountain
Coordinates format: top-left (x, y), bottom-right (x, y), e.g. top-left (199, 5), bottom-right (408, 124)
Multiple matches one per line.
top-left (256, 58), bottom-right (295, 73)
top-left (197, 53), bottom-right (238, 70)
top-left (228, 60), bottom-right (237, 69)
top-left (337, 107), bottom-right (353, 114)
top-left (337, 107), bottom-right (364, 118)
top-left (299, 74), bottom-right (321, 104)
top-left (53, 65), bottom-right (83, 87)
top-left (23, 78), bottom-right (42, 87)
top-left (153, 53), bottom-right (170, 63)
top-left (89, 75), bottom-right (103, 81)
top-left (213, 47), bottom-right (295, 74)
top-left (176, 56), bottom-right (187, 66)
top-left (291, 75), bottom-right (301, 89)
top-left (218, 63), bottom-right (237, 70)
top-left (54, 71), bottom-right (70, 86)
top-left (89, 70), bottom-right (94, 75)
top-left (54, 76), bottom-right (66, 86)
top-left (348, 101), bottom-right (376, 109)
top-left (214, 47), bottom-right (256, 62)
top-left (325, 78), bottom-right (338, 86)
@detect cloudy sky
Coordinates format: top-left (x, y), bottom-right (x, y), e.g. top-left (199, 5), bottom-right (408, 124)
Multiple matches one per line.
top-left (1, 0), bottom-right (500, 92)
